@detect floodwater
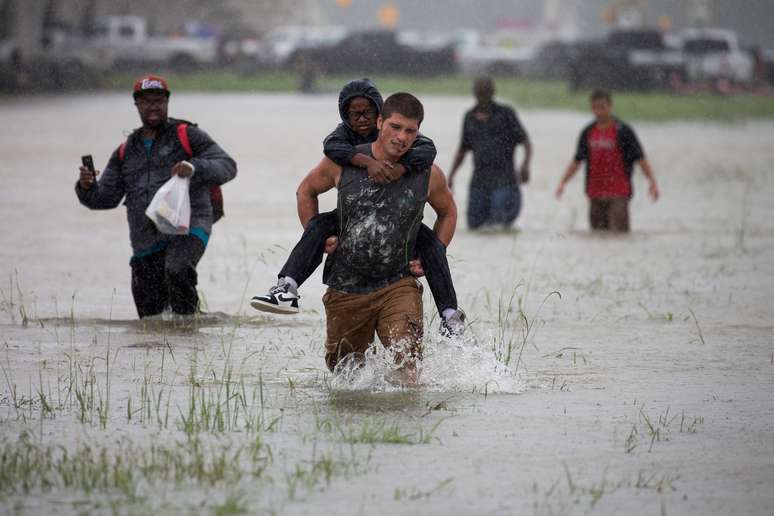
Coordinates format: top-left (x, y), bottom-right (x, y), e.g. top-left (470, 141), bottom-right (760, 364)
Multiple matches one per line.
top-left (1, 92), bottom-right (773, 515)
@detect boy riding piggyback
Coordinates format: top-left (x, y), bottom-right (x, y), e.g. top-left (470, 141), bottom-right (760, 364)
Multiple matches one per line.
top-left (252, 79), bottom-right (465, 336)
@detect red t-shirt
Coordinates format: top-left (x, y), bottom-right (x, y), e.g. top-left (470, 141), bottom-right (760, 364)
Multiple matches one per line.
top-left (586, 124), bottom-right (630, 198)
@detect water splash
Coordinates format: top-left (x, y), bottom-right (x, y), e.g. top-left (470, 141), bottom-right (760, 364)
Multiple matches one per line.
top-left (421, 333), bottom-right (525, 394)
top-left (329, 333), bottom-right (525, 394)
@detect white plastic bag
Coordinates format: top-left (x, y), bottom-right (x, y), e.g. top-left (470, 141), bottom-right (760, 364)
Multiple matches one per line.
top-left (145, 175), bottom-right (191, 235)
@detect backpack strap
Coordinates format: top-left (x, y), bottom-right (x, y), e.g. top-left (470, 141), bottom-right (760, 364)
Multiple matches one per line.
top-left (176, 123), bottom-right (193, 158)
top-left (118, 141), bottom-right (127, 161)
top-left (175, 122), bottom-right (225, 222)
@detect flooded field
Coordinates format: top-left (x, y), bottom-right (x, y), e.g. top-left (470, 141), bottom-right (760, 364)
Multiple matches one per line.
top-left (1, 92), bottom-right (773, 515)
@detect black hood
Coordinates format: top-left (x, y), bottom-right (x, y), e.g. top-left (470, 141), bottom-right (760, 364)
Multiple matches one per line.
top-left (338, 78), bottom-right (383, 129)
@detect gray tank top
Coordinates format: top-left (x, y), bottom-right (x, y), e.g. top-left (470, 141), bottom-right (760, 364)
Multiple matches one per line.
top-left (324, 144), bottom-right (431, 293)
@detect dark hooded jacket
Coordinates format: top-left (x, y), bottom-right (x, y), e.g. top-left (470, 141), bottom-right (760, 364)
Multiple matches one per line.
top-left (322, 78), bottom-right (436, 173)
top-left (75, 117), bottom-right (237, 255)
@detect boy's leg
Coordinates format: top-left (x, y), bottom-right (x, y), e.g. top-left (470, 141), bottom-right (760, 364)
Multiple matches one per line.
top-left (467, 186), bottom-right (491, 230)
top-left (608, 198), bottom-right (630, 232)
top-left (589, 198), bottom-right (610, 230)
top-left (165, 235), bottom-right (207, 315)
top-left (278, 210), bottom-right (338, 287)
top-left (130, 251), bottom-right (168, 318)
top-left (415, 223), bottom-right (457, 315)
top-left (490, 185), bottom-right (522, 226)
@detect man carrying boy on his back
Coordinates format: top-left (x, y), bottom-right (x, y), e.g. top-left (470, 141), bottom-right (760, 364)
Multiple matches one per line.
top-left (296, 92), bottom-right (457, 378)
top-left (251, 79), bottom-right (465, 336)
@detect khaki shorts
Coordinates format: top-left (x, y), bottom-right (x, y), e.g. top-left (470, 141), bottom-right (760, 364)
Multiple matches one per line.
top-left (589, 197), bottom-right (630, 232)
top-left (323, 276), bottom-right (423, 372)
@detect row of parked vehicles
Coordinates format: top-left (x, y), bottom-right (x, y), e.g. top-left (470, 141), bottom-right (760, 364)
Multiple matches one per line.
top-left (2, 15), bottom-right (771, 92)
top-left (560, 27), bottom-right (762, 91)
top-left (0, 15), bottom-right (220, 90)
top-left (249, 24), bottom-right (769, 91)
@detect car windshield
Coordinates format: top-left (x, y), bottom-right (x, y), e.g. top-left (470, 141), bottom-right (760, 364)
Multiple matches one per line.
top-left (608, 31), bottom-right (665, 50)
top-left (683, 38), bottom-right (730, 54)
top-left (92, 21), bottom-right (109, 38)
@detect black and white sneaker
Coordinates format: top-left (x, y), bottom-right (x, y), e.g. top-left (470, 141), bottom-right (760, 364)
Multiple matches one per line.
top-left (250, 280), bottom-right (300, 314)
top-left (439, 308), bottom-right (466, 338)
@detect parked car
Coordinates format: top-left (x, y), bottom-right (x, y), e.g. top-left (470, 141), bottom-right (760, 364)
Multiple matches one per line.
top-left (288, 30), bottom-right (457, 76)
top-left (256, 25), bottom-right (348, 68)
top-left (453, 29), bottom-right (535, 76)
top-left (680, 28), bottom-right (755, 86)
top-left (568, 28), bottom-right (683, 91)
top-left (526, 40), bottom-right (583, 80)
top-left (762, 48), bottom-right (774, 85)
top-left (90, 15), bottom-right (219, 69)
top-left (0, 33), bottom-right (109, 91)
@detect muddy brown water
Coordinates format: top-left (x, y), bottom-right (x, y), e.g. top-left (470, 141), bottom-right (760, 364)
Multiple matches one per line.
top-left (1, 93), bottom-right (773, 515)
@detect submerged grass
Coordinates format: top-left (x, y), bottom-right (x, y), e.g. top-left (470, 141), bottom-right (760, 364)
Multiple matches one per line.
top-left (284, 443), bottom-right (371, 501)
top-left (0, 298), bottom-right (373, 513)
top-left (533, 464), bottom-right (678, 515)
top-left (0, 430), bottom-right (271, 498)
top-left (315, 413), bottom-right (443, 445)
top-left (489, 283), bottom-right (561, 374)
top-left (624, 404), bottom-right (704, 454)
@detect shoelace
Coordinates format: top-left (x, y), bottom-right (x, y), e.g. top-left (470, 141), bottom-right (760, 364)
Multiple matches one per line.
top-left (268, 284), bottom-right (287, 296)
top-left (268, 283), bottom-right (299, 299)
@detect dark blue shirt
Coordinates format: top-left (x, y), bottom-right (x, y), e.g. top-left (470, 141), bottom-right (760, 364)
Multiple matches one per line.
top-left (461, 102), bottom-right (528, 188)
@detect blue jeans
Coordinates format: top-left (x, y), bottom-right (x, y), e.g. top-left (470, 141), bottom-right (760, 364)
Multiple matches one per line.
top-left (467, 185), bottom-right (522, 229)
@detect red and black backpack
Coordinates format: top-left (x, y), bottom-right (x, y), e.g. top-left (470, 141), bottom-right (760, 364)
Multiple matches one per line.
top-left (118, 123), bottom-right (224, 222)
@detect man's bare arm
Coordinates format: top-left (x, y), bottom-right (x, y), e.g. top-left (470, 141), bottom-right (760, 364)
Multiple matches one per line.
top-left (637, 158), bottom-right (659, 201)
top-left (556, 160), bottom-right (581, 199)
top-left (426, 165), bottom-right (458, 246)
top-left (447, 147), bottom-right (467, 191)
top-left (520, 139), bottom-right (533, 183)
top-left (296, 157), bottom-right (341, 228)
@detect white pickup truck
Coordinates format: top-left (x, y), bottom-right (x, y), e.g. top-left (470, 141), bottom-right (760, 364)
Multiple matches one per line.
top-left (91, 16), bottom-right (219, 68)
top-left (680, 28), bottom-right (754, 85)
top-left (453, 30), bottom-right (535, 76)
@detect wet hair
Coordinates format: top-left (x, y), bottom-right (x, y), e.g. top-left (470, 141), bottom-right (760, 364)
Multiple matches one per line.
top-left (590, 89), bottom-right (612, 103)
top-left (474, 76), bottom-right (495, 93)
top-left (381, 92), bottom-right (424, 125)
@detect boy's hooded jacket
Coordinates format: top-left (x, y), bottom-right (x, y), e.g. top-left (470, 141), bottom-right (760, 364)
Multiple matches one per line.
top-left (322, 78), bottom-right (436, 173)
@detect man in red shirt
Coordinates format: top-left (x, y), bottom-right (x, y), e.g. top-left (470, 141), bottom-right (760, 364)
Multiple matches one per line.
top-left (556, 89), bottom-right (659, 232)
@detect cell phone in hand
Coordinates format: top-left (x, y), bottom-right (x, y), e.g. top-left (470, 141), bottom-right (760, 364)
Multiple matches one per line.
top-left (81, 155), bottom-right (95, 178)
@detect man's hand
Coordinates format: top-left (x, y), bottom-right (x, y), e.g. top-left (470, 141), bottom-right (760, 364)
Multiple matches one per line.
top-left (648, 181), bottom-right (660, 201)
top-left (409, 259), bottom-right (425, 277)
top-left (171, 161), bottom-right (194, 178)
top-left (78, 166), bottom-right (98, 190)
top-left (555, 181), bottom-right (566, 199)
top-left (520, 165), bottom-right (530, 184)
top-left (324, 236), bottom-right (338, 255)
top-left (366, 159), bottom-right (398, 184)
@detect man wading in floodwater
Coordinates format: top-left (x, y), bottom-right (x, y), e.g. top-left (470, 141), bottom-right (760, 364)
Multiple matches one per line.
top-left (448, 76), bottom-right (532, 230)
top-left (556, 89), bottom-right (659, 232)
top-left (75, 76), bottom-right (237, 319)
top-left (295, 93), bottom-right (457, 384)
top-left (250, 78), bottom-right (466, 337)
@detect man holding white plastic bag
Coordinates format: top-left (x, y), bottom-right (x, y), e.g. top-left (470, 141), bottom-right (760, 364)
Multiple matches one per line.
top-left (75, 76), bottom-right (237, 319)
